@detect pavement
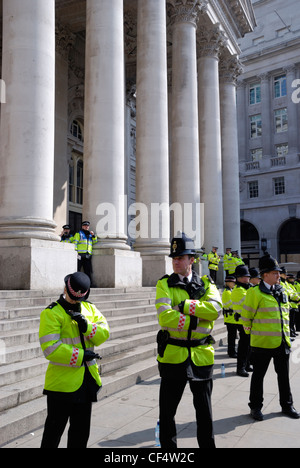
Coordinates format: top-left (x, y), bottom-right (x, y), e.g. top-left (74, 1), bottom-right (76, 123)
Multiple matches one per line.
top-left (3, 340), bottom-right (300, 450)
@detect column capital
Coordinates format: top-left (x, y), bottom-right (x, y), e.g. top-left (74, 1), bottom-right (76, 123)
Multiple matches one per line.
top-left (167, 0), bottom-right (208, 28)
top-left (197, 23), bottom-right (228, 59)
top-left (219, 54), bottom-right (243, 84)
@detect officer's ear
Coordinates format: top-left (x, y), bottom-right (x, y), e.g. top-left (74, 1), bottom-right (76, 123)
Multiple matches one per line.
top-left (189, 256), bottom-right (195, 265)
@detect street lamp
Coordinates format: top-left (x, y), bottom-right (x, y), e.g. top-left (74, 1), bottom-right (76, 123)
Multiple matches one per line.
top-left (261, 238), bottom-right (267, 253)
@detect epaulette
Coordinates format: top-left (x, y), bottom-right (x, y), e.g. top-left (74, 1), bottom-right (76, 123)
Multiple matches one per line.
top-left (46, 302), bottom-right (57, 310)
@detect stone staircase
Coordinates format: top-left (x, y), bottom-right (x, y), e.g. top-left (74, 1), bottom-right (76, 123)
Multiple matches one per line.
top-left (0, 287), bottom-right (226, 447)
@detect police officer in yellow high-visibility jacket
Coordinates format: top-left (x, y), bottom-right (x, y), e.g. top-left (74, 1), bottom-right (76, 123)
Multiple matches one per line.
top-left (207, 246), bottom-right (220, 283)
top-left (241, 254), bottom-right (299, 421)
top-left (156, 233), bottom-right (222, 449)
top-left (71, 221), bottom-right (97, 282)
top-left (231, 265), bottom-right (252, 377)
top-left (222, 275), bottom-right (238, 358)
top-left (39, 272), bottom-right (110, 448)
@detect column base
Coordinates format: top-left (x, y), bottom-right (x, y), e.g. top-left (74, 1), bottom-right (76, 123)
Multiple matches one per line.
top-left (0, 238), bottom-right (77, 290)
top-left (92, 248), bottom-right (142, 288)
top-left (140, 255), bottom-right (173, 287)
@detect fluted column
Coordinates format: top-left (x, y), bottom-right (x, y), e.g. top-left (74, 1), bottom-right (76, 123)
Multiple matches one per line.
top-left (219, 55), bottom-right (242, 253)
top-left (169, 0), bottom-right (202, 243)
top-left (0, 0), bottom-right (77, 290)
top-left (198, 24), bottom-right (227, 256)
top-left (135, 0), bottom-right (170, 255)
top-left (84, 0), bottom-right (128, 249)
top-left (0, 0), bottom-right (57, 241)
top-left (135, 0), bottom-right (172, 284)
top-left (259, 73), bottom-right (272, 157)
top-left (84, 0), bottom-right (142, 287)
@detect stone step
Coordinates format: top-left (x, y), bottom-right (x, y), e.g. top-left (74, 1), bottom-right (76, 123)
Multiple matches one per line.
top-left (0, 355), bottom-right (159, 447)
top-left (0, 310), bottom-right (157, 340)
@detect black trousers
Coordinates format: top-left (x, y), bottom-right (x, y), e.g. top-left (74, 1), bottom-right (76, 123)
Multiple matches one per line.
top-left (225, 323), bottom-right (238, 356)
top-left (41, 395), bottom-right (92, 448)
top-left (249, 345), bottom-right (293, 411)
top-left (236, 324), bottom-right (251, 371)
top-left (78, 256), bottom-right (93, 282)
top-left (159, 377), bottom-right (215, 448)
top-left (209, 269), bottom-right (217, 283)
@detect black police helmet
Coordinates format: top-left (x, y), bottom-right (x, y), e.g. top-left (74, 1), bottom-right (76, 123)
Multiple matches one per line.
top-left (64, 272), bottom-right (90, 302)
top-left (249, 267), bottom-right (261, 279)
top-left (235, 265), bottom-right (251, 278)
top-left (169, 233), bottom-right (198, 258)
top-left (259, 254), bottom-right (281, 274)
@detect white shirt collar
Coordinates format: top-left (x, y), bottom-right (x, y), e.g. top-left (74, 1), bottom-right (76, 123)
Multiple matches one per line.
top-left (178, 272), bottom-right (193, 283)
top-left (263, 281), bottom-right (272, 290)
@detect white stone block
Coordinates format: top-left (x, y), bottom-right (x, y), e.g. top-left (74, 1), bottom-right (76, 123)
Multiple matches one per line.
top-left (0, 239), bottom-right (77, 290)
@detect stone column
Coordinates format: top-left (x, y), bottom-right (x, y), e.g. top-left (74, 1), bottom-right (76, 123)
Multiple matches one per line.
top-left (0, 0), bottom-right (76, 290)
top-left (84, 0), bottom-right (142, 287)
top-left (0, 0), bottom-right (57, 241)
top-left (219, 55), bottom-right (242, 254)
top-left (169, 0), bottom-right (202, 248)
top-left (134, 0), bottom-right (172, 285)
top-left (198, 24), bottom-right (227, 257)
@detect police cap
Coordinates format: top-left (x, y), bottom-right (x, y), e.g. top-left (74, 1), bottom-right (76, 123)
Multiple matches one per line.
top-left (64, 272), bottom-right (90, 302)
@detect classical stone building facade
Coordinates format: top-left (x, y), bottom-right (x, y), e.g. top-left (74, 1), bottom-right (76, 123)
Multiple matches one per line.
top-left (237, 0), bottom-right (300, 266)
top-left (0, 0), bottom-right (255, 289)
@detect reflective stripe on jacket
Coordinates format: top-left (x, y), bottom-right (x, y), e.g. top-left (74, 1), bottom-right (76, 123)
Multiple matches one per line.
top-left (39, 300), bottom-right (109, 392)
top-left (71, 230), bottom-right (97, 254)
top-left (155, 274), bottom-right (222, 367)
top-left (241, 282), bottom-right (290, 349)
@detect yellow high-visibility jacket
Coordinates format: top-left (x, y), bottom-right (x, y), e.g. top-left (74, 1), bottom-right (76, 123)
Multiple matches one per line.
top-left (231, 282), bottom-right (251, 323)
top-left (71, 230), bottom-right (97, 255)
top-left (155, 273), bottom-right (222, 368)
top-left (241, 282), bottom-right (290, 349)
top-left (207, 252), bottom-right (220, 271)
top-left (39, 299), bottom-right (109, 393)
top-left (222, 287), bottom-right (239, 325)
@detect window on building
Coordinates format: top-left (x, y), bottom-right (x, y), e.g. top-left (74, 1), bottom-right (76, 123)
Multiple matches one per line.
top-left (274, 74), bottom-right (287, 98)
top-left (276, 144), bottom-right (288, 157)
top-left (69, 154), bottom-right (84, 205)
top-left (273, 177), bottom-right (285, 195)
top-left (275, 108), bottom-right (288, 133)
top-left (76, 159), bottom-right (83, 205)
top-left (250, 115), bottom-right (262, 138)
top-left (249, 83), bottom-right (261, 105)
top-left (248, 181), bottom-right (259, 199)
top-left (70, 119), bottom-right (84, 142)
top-left (251, 148), bottom-right (263, 161)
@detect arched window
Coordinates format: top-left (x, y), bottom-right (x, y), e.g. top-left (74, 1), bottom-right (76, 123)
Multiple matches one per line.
top-left (70, 119), bottom-right (83, 142)
top-left (279, 219), bottom-right (300, 262)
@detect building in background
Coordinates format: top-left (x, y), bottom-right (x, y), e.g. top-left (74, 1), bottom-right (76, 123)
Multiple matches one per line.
top-left (237, 0), bottom-right (300, 267)
top-left (0, 0), bottom-right (255, 289)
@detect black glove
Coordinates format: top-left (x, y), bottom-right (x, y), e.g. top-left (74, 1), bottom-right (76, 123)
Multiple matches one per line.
top-left (71, 312), bottom-right (88, 333)
top-left (83, 350), bottom-right (101, 362)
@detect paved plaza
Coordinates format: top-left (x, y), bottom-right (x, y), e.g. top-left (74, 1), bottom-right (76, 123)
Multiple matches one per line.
top-left (4, 342), bottom-right (300, 450)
